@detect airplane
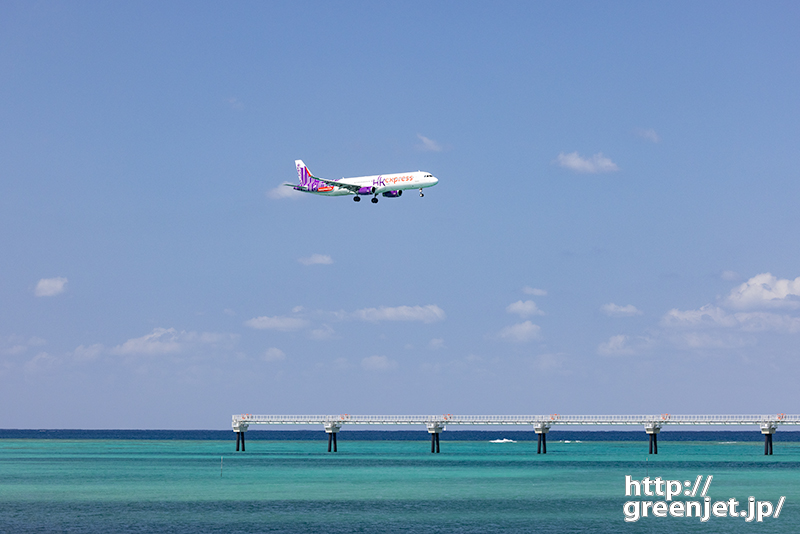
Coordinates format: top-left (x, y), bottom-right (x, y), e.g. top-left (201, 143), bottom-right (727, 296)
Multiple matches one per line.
top-left (285, 160), bottom-right (438, 203)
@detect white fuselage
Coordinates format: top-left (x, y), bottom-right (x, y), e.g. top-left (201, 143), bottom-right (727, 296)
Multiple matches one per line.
top-left (311, 171), bottom-right (438, 196)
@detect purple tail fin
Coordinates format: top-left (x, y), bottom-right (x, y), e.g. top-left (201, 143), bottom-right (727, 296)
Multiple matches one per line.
top-left (295, 160), bottom-right (313, 187)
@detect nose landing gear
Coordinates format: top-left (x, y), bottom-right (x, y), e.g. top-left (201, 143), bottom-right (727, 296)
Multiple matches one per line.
top-left (419, 188), bottom-right (425, 197)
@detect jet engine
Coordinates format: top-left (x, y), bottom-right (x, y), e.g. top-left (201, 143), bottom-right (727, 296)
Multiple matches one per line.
top-left (381, 190), bottom-right (403, 198)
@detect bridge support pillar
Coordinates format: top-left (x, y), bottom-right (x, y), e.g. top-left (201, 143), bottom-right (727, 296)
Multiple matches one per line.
top-left (761, 423), bottom-right (777, 455)
top-left (534, 423), bottom-right (551, 454)
top-left (645, 423), bottom-right (662, 455)
top-left (232, 421), bottom-right (249, 452)
top-left (427, 422), bottom-right (445, 453)
top-left (324, 422), bottom-right (343, 452)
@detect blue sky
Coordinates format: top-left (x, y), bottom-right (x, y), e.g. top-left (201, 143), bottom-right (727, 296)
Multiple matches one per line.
top-left (2, 2), bottom-right (799, 429)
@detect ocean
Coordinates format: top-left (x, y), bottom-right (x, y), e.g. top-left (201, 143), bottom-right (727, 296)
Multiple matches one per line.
top-left (1, 430), bottom-right (798, 533)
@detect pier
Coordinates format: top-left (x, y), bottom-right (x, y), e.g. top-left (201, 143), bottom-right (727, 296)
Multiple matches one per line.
top-left (231, 413), bottom-right (799, 455)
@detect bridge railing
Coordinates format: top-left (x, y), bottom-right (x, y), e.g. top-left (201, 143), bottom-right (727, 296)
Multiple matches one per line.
top-left (232, 414), bottom-right (800, 426)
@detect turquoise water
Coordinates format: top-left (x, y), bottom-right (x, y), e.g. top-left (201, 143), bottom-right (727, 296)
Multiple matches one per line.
top-left (1, 436), bottom-right (798, 533)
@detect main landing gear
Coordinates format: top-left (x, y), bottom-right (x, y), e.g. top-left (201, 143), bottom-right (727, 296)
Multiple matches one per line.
top-left (371, 197), bottom-right (379, 203)
top-left (419, 188), bottom-right (424, 197)
top-left (353, 196), bottom-right (361, 202)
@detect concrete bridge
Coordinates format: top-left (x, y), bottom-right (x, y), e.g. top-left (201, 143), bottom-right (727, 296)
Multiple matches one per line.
top-left (231, 413), bottom-right (799, 455)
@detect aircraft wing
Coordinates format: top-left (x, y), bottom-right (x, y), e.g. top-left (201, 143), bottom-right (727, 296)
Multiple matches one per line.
top-left (309, 175), bottom-right (361, 193)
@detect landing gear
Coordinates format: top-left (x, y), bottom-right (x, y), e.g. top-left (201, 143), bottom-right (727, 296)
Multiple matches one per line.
top-left (371, 197), bottom-right (379, 204)
top-left (353, 196), bottom-right (361, 202)
top-left (419, 188), bottom-right (425, 197)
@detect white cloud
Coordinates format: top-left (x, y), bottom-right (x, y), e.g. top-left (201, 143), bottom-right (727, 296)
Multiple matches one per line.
top-left (725, 273), bottom-right (800, 310)
top-left (416, 134), bottom-right (443, 152)
top-left (109, 328), bottom-right (236, 356)
top-left (267, 185), bottom-right (305, 199)
top-left (506, 300), bottom-right (545, 317)
top-left (597, 334), bottom-right (653, 356)
top-left (361, 355), bottom-right (398, 371)
top-left (523, 286), bottom-right (547, 296)
top-left (636, 128), bottom-right (661, 143)
top-left (198, 332), bottom-right (234, 344)
top-left (498, 321), bottom-right (542, 343)
top-left (73, 344), bottom-right (104, 362)
top-left (555, 152), bottom-right (619, 173)
top-left (245, 316), bottom-right (309, 331)
top-left (659, 300), bottom-right (793, 349)
top-left (666, 331), bottom-right (754, 350)
top-left (661, 304), bottom-right (800, 334)
top-left (24, 351), bottom-right (58, 374)
top-left (661, 305), bottom-right (737, 329)
top-left (298, 254), bottom-right (333, 266)
top-left (333, 357), bottom-right (350, 369)
top-left (35, 277), bottom-right (67, 297)
top-left (245, 305), bottom-right (444, 333)
top-left (310, 324), bottom-right (335, 340)
top-left (428, 338), bottom-right (445, 349)
top-left (110, 328), bottom-right (186, 355)
top-left (733, 312), bottom-right (800, 333)
top-left (532, 353), bottom-right (567, 372)
top-left (721, 270), bottom-right (740, 282)
top-left (599, 273), bottom-right (800, 356)
top-left (2, 344), bottom-right (27, 356)
top-left (226, 97), bottom-right (244, 110)
top-left (598, 335), bottom-right (635, 355)
top-left (353, 305), bottom-right (445, 323)
top-left (2, 336), bottom-right (45, 356)
top-left (601, 303), bottom-right (643, 317)
top-left (263, 347), bottom-right (286, 362)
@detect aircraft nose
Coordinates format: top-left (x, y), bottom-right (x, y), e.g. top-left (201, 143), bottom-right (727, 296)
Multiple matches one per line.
top-left (432, 175), bottom-right (438, 185)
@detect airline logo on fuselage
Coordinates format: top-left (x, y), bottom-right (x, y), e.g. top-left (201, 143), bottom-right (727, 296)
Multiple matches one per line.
top-left (373, 175), bottom-right (414, 187)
